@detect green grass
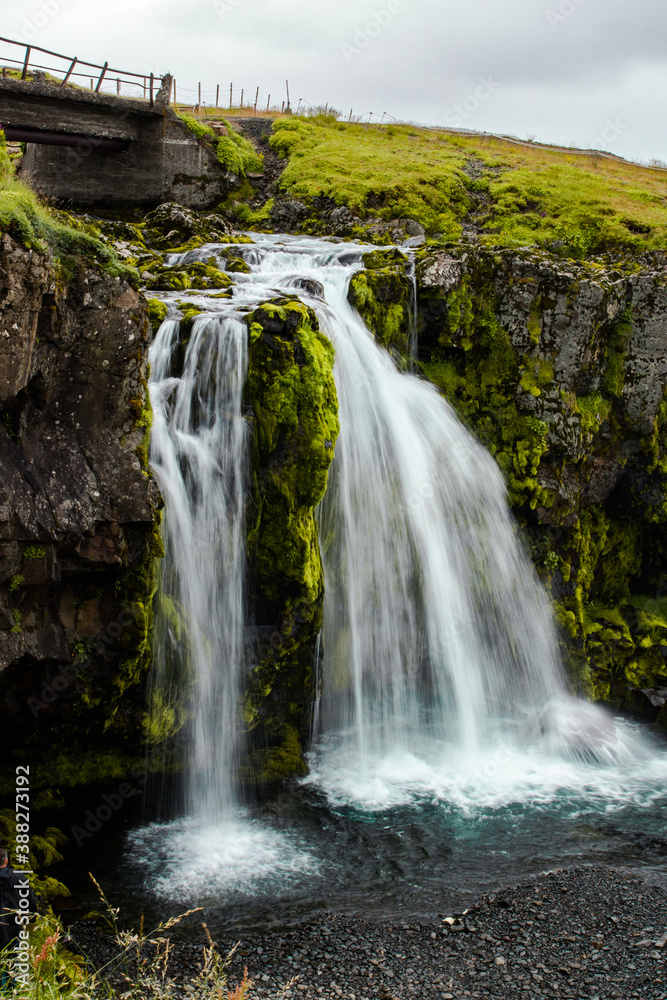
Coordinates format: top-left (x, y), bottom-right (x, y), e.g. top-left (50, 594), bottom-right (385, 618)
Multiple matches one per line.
top-left (178, 113), bottom-right (264, 176)
top-left (267, 116), bottom-right (667, 254)
top-left (0, 131), bottom-right (131, 272)
top-left (0, 877), bottom-right (255, 999)
top-left (270, 117), bottom-right (469, 238)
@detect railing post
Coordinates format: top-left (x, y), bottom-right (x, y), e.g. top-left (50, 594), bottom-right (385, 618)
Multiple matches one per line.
top-left (117, 77), bottom-right (121, 95)
top-left (95, 61), bottom-right (108, 93)
top-left (60, 56), bottom-right (77, 88)
top-left (149, 72), bottom-right (154, 106)
top-left (21, 46), bottom-right (31, 80)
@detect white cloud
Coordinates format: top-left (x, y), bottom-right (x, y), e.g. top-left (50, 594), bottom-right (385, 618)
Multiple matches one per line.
top-left (1, 0), bottom-right (666, 161)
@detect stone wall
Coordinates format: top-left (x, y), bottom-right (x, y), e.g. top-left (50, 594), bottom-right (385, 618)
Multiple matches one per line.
top-left (2, 77), bottom-right (230, 209)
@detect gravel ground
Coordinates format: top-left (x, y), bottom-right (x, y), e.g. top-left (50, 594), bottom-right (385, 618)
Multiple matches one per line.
top-left (70, 865), bottom-right (667, 999)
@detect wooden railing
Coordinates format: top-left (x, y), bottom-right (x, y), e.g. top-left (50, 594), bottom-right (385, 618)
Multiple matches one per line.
top-left (0, 36), bottom-right (166, 105)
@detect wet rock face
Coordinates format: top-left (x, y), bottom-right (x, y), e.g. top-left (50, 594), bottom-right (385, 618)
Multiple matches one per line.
top-left (141, 202), bottom-right (231, 251)
top-left (415, 244), bottom-right (667, 715)
top-left (0, 234), bottom-right (161, 767)
top-left (242, 297), bottom-right (340, 780)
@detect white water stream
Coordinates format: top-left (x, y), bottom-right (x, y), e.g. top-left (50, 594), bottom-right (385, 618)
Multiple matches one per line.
top-left (138, 234), bottom-right (667, 905)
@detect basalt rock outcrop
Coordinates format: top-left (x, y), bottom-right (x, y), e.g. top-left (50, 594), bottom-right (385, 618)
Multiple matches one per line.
top-left (242, 297), bottom-right (339, 780)
top-left (0, 234), bottom-right (162, 789)
top-left (411, 243), bottom-right (667, 727)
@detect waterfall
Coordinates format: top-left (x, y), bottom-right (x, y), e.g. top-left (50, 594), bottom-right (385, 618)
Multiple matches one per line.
top-left (148, 313), bottom-right (248, 823)
top-left (317, 299), bottom-right (564, 762)
top-left (133, 234), bottom-right (661, 904)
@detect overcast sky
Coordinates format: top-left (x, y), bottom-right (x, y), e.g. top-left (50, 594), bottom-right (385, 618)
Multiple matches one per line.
top-left (2, 0), bottom-right (666, 163)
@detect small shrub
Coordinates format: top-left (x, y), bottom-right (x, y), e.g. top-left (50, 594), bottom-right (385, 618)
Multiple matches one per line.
top-left (24, 545), bottom-right (46, 561)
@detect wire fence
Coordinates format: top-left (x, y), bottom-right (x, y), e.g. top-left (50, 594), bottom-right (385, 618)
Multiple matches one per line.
top-left (175, 88), bottom-right (667, 172)
top-left (0, 35), bottom-right (664, 173)
top-left (0, 36), bottom-right (166, 103)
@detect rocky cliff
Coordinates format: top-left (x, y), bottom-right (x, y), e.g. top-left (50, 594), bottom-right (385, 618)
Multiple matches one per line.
top-left (0, 234), bottom-right (162, 789)
top-left (3, 202), bottom-right (666, 801)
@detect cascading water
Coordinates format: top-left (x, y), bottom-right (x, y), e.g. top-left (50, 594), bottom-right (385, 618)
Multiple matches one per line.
top-left (124, 233), bottom-right (667, 918)
top-left (148, 313), bottom-right (248, 824)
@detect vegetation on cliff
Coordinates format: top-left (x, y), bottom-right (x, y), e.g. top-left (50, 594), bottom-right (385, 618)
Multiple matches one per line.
top-left (243, 297), bottom-right (339, 779)
top-left (0, 131), bottom-right (130, 274)
top-left (407, 244), bottom-right (667, 724)
top-left (265, 116), bottom-right (667, 256)
top-left (178, 112), bottom-right (264, 176)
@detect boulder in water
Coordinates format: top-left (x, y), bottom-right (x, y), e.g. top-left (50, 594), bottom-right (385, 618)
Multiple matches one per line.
top-left (142, 202), bottom-right (231, 250)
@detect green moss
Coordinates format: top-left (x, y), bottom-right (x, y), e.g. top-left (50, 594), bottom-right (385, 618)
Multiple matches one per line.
top-left (177, 113), bottom-right (263, 176)
top-left (419, 267), bottom-right (553, 510)
top-left (178, 303), bottom-right (204, 337)
top-left (602, 308), bottom-right (633, 397)
top-left (244, 298), bottom-right (339, 747)
top-left (23, 544), bottom-right (46, 560)
top-left (8, 574), bottom-right (23, 593)
top-left (147, 260), bottom-right (233, 292)
top-left (520, 356), bottom-right (555, 397)
top-left (240, 725), bottom-right (308, 785)
top-left (177, 113), bottom-right (216, 141)
top-left (0, 810), bottom-right (70, 904)
top-left (231, 198), bottom-right (274, 229)
top-left (527, 304), bottom-right (542, 344)
top-left (348, 258), bottom-right (411, 354)
top-left (246, 297), bottom-right (339, 604)
top-left (147, 298), bottom-right (168, 332)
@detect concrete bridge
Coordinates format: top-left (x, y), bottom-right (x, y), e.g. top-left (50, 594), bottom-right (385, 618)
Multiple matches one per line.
top-left (0, 64), bottom-right (229, 208)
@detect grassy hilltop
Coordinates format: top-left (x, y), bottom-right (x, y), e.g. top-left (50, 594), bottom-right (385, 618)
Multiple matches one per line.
top-left (231, 113), bottom-right (667, 258)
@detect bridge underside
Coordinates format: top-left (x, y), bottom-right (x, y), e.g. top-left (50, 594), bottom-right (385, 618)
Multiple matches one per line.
top-left (0, 77), bottom-right (230, 209)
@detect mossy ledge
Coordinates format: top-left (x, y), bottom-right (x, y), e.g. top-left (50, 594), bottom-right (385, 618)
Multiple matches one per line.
top-left (242, 296), bottom-right (339, 781)
top-left (348, 247), bottom-right (413, 356)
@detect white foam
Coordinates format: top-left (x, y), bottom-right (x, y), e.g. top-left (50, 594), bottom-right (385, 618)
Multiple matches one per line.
top-left (305, 711), bottom-right (667, 817)
top-left (127, 815), bottom-right (318, 902)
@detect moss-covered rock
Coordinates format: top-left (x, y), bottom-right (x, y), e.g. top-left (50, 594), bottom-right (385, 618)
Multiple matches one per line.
top-left (145, 259), bottom-right (233, 292)
top-left (414, 243), bottom-right (667, 720)
top-left (141, 202), bottom-right (232, 251)
top-left (348, 249), bottom-right (412, 355)
top-left (147, 297), bottom-right (168, 332)
top-left (243, 297), bottom-right (339, 763)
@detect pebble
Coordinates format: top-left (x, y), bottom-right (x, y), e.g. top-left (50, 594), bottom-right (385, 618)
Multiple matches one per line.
top-left (69, 865), bottom-right (667, 998)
